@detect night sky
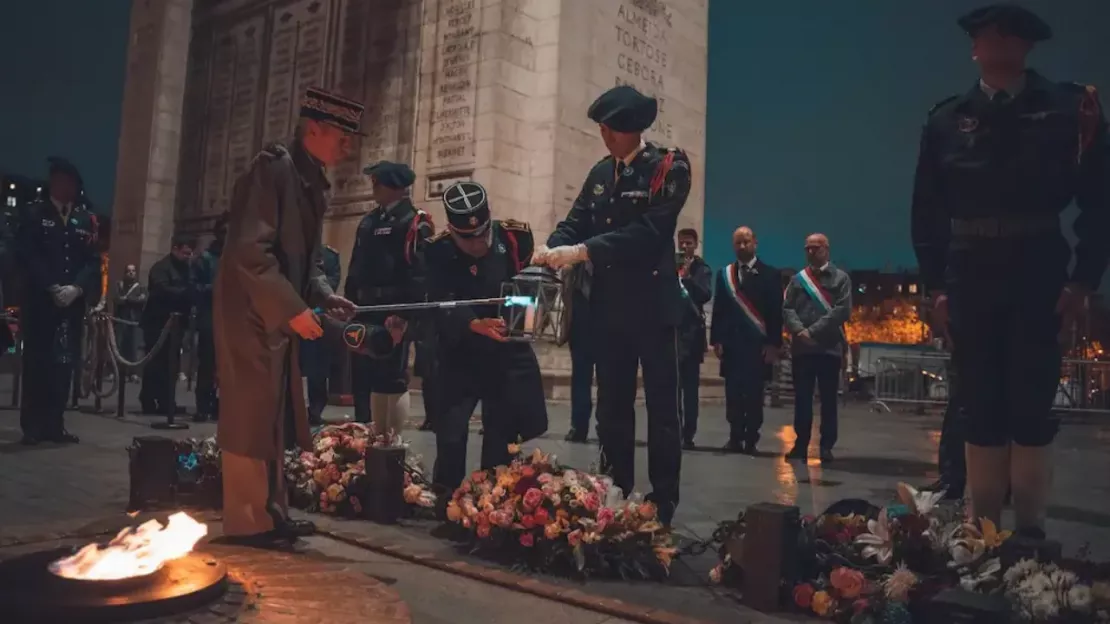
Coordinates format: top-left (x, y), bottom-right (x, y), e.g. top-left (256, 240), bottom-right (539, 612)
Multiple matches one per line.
top-left (1, 1), bottom-right (1107, 288)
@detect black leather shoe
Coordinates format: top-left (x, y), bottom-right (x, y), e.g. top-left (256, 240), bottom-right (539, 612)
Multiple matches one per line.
top-left (721, 440), bottom-right (742, 453)
top-left (20, 434), bottom-right (40, 446)
top-left (564, 428), bottom-right (587, 443)
top-left (418, 421), bottom-right (433, 431)
top-left (47, 431), bottom-right (80, 444)
top-left (819, 448), bottom-right (834, 463)
top-left (682, 439), bottom-right (695, 450)
top-left (742, 442), bottom-right (757, 455)
top-left (785, 446), bottom-right (807, 460)
top-left (275, 519), bottom-right (316, 538)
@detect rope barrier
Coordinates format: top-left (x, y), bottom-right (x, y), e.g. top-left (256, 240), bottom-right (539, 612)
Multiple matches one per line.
top-left (79, 308), bottom-right (178, 400)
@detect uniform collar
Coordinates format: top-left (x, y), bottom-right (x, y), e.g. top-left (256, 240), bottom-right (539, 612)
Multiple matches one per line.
top-left (617, 140), bottom-right (647, 168)
top-left (291, 140), bottom-right (331, 191)
top-left (50, 196), bottom-right (74, 215)
top-left (979, 73), bottom-right (1026, 100)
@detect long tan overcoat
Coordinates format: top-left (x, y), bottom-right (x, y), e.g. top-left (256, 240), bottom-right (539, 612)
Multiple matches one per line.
top-left (214, 141), bottom-right (333, 460)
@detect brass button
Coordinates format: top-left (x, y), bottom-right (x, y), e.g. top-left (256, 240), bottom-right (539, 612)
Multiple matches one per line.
top-left (609, 198), bottom-right (614, 203)
top-left (652, 270), bottom-right (659, 276)
top-left (605, 218), bottom-right (612, 224)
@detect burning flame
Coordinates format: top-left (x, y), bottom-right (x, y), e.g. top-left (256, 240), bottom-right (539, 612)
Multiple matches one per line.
top-left (504, 295), bottom-right (535, 307)
top-left (49, 512), bottom-right (207, 581)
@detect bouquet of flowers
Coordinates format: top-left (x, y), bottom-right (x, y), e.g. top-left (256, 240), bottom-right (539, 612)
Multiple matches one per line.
top-left (173, 436), bottom-right (223, 509)
top-left (284, 422), bottom-right (436, 517)
top-left (446, 444), bottom-right (675, 579)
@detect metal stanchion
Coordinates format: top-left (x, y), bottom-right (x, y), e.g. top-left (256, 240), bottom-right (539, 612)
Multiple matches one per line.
top-left (152, 315), bottom-right (187, 430)
top-left (117, 365), bottom-right (128, 418)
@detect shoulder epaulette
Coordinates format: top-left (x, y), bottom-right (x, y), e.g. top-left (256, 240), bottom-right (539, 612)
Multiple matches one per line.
top-left (500, 218), bottom-right (530, 232)
top-left (928, 95), bottom-right (958, 116)
top-left (260, 143), bottom-right (289, 159)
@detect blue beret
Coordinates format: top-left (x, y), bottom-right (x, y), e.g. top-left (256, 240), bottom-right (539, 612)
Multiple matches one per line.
top-left (958, 3), bottom-right (1051, 42)
top-left (587, 85), bottom-right (658, 133)
top-left (363, 161), bottom-right (415, 189)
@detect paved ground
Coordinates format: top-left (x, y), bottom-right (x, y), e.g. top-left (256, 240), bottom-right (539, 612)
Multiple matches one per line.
top-left (1, 376), bottom-right (1108, 623)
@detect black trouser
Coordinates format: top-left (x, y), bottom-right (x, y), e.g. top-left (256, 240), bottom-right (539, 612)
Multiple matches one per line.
top-left (140, 320), bottom-right (182, 412)
top-left (299, 336), bottom-right (330, 421)
top-left (724, 346), bottom-right (767, 445)
top-left (594, 322), bottom-right (681, 521)
top-left (19, 304), bottom-right (80, 438)
top-left (678, 356), bottom-right (701, 442)
top-left (937, 364), bottom-right (966, 487)
top-left (195, 324), bottom-right (218, 417)
top-left (350, 353), bottom-right (372, 423)
top-left (947, 238), bottom-right (1065, 448)
top-left (417, 340), bottom-right (444, 429)
top-left (117, 321), bottom-right (139, 363)
top-left (432, 342), bottom-right (548, 490)
top-left (350, 336), bottom-right (410, 423)
top-left (569, 300), bottom-right (596, 433)
top-left (791, 352), bottom-right (841, 451)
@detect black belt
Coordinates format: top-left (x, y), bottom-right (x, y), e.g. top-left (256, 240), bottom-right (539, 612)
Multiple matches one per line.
top-left (950, 216), bottom-right (1058, 239)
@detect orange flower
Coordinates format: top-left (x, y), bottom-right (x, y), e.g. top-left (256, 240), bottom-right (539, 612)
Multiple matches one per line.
top-left (544, 523), bottom-right (561, 540)
top-left (639, 502), bottom-right (657, 520)
top-left (830, 567), bottom-right (865, 599)
top-left (811, 591), bottom-right (836, 617)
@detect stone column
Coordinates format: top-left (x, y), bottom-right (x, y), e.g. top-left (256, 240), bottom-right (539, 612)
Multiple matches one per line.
top-left (109, 0), bottom-right (193, 286)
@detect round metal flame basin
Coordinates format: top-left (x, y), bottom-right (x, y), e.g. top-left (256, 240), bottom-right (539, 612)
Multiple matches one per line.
top-left (0, 547), bottom-right (228, 623)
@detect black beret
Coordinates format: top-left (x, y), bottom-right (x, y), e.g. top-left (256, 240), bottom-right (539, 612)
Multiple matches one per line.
top-left (441, 181), bottom-right (491, 239)
top-left (299, 86), bottom-right (366, 134)
top-left (588, 85), bottom-right (658, 133)
top-left (958, 3), bottom-right (1051, 42)
top-left (363, 161), bottom-right (416, 189)
top-left (47, 157), bottom-right (83, 187)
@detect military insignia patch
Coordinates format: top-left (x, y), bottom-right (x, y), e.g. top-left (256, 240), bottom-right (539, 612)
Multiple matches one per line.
top-left (497, 243), bottom-right (506, 253)
top-left (469, 216), bottom-right (478, 226)
top-left (343, 323), bottom-right (367, 350)
top-left (666, 180), bottom-right (677, 197)
top-left (957, 116), bottom-right (978, 133)
top-left (469, 265), bottom-right (478, 276)
top-left (593, 184), bottom-right (604, 196)
top-left (622, 166), bottom-right (634, 177)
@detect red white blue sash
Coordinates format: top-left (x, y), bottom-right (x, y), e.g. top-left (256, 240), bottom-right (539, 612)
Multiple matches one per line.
top-left (797, 266), bottom-right (834, 312)
top-left (723, 263), bottom-right (766, 336)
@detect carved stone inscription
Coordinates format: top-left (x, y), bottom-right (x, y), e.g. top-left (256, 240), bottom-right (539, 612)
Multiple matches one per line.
top-left (199, 16), bottom-right (265, 215)
top-left (427, 0), bottom-right (480, 169)
top-left (612, 2), bottom-right (673, 141)
top-left (261, 0), bottom-right (330, 145)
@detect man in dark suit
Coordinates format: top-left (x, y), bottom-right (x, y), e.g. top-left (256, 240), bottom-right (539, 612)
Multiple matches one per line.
top-left (676, 228), bottom-right (711, 449)
top-left (710, 227), bottom-right (782, 454)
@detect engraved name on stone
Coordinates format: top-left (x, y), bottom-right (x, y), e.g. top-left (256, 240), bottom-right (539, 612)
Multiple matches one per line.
top-left (428, 0), bottom-right (479, 168)
top-left (613, 2), bottom-right (673, 140)
top-left (262, 0), bottom-right (330, 145)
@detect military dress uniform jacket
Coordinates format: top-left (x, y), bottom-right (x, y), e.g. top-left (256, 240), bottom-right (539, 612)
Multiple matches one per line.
top-left (677, 256), bottom-right (712, 363)
top-left (912, 70), bottom-right (1110, 292)
top-left (18, 200), bottom-right (102, 312)
top-left (547, 142), bottom-right (692, 329)
top-left (214, 141), bottom-right (335, 460)
top-left (344, 198), bottom-right (433, 311)
top-left (191, 242), bottom-right (222, 331)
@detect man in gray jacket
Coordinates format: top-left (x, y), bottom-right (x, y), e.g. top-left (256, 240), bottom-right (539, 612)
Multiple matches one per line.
top-left (782, 233), bottom-right (851, 462)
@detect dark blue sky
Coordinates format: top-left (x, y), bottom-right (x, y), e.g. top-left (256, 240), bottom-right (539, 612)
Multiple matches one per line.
top-left (1, 1), bottom-right (1106, 285)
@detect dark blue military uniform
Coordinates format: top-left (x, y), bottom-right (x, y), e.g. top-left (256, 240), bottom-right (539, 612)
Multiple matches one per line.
top-left (301, 244), bottom-right (340, 423)
top-left (192, 219), bottom-right (226, 421)
top-left (17, 193), bottom-right (102, 443)
top-left (912, 69), bottom-right (1109, 450)
top-left (426, 181), bottom-right (548, 491)
top-left (344, 162), bottom-right (432, 424)
top-left (546, 86), bottom-right (692, 523)
top-left (677, 255), bottom-right (712, 445)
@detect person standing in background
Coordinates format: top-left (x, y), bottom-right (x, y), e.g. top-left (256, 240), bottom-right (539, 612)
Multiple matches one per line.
top-left (140, 234), bottom-right (195, 415)
top-left (563, 261), bottom-right (596, 443)
top-left (710, 226), bottom-right (782, 454)
top-left (676, 228), bottom-right (711, 449)
top-left (782, 233), bottom-right (851, 463)
top-left (192, 216), bottom-right (226, 422)
top-left (301, 244), bottom-right (341, 425)
top-left (114, 264), bottom-right (147, 377)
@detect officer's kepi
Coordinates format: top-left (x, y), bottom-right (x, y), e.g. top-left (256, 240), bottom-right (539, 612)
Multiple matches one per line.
top-left (363, 161), bottom-right (415, 189)
top-left (958, 3), bottom-right (1052, 42)
top-left (588, 85), bottom-right (658, 133)
top-left (442, 181), bottom-right (491, 238)
top-left (299, 86), bottom-right (367, 135)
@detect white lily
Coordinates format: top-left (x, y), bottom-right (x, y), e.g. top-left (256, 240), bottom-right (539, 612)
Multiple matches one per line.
top-left (856, 508), bottom-right (894, 565)
top-left (896, 481), bottom-right (945, 516)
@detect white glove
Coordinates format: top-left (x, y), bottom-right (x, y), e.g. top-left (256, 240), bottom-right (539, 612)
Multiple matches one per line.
top-left (53, 285), bottom-right (83, 308)
top-left (531, 244), bottom-right (550, 266)
top-left (546, 244), bottom-right (588, 270)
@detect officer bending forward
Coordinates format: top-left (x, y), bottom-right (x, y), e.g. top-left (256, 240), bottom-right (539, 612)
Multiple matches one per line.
top-left (424, 181), bottom-right (548, 494)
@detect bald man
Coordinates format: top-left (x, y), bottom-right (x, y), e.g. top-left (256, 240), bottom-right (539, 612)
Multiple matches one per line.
top-left (710, 227), bottom-right (782, 453)
top-left (782, 234), bottom-right (851, 462)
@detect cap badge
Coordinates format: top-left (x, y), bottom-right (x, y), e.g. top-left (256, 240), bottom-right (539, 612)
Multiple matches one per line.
top-left (958, 116), bottom-right (979, 133)
top-left (593, 184), bottom-right (604, 196)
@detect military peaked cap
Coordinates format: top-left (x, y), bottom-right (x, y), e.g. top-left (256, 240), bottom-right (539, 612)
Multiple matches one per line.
top-left (47, 156), bottom-right (83, 187)
top-left (299, 86), bottom-right (366, 134)
top-left (958, 3), bottom-right (1052, 42)
top-left (363, 161), bottom-right (416, 189)
top-left (587, 85), bottom-right (658, 133)
top-left (442, 181), bottom-right (491, 239)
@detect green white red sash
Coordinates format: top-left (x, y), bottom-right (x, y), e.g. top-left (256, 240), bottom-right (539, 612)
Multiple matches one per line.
top-left (723, 263), bottom-right (766, 336)
top-left (797, 266), bottom-right (834, 312)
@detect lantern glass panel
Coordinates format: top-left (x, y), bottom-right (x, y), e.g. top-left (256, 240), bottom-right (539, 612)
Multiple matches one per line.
top-left (500, 267), bottom-right (562, 342)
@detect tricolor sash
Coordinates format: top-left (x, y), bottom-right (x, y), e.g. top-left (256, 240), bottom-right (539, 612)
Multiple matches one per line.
top-left (723, 264), bottom-right (766, 336)
top-left (797, 266), bottom-right (835, 312)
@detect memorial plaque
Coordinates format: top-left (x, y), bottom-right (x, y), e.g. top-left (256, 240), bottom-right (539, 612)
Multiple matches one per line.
top-left (262, 0), bottom-right (331, 146)
top-left (427, 0), bottom-right (481, 170)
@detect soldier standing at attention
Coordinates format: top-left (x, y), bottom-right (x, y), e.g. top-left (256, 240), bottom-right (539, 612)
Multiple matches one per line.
top-left (215, 87), bottom-right (358, 544)
top-left (344, 161), bottom-right (432, 433)
top-left (912, 4), bottom-right (1108, 537)
top-left (534, 85), bottom-right (691, 526)
top-left (17, 158), bottom-right (101, 445)
top-left (301, 243), bottom-right (341, 425)
top-left (424, 181), bottom-right (548, 493)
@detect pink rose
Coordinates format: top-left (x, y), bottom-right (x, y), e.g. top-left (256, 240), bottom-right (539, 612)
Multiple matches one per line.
top-left (583, 493), bottom-right (601, 512)
top-left (596, 507), bottom-right (615, 530)
top-left (519, 532), bottom-right (534, 547)
top-left (477, 523), bottom-right (491, 539)
top-left (533, 508), bottom-right (550, 525)
top-left (523, 488), bottom-right (544, 511)
top-left (521, 514), bottom-right (536, 529)
top-left (567, 529), bottom-right (582, 547)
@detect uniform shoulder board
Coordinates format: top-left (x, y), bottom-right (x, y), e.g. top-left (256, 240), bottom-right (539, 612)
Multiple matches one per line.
top-left (260, 142), bottom-right (290, 159)
top-left (928, 95), bottom-right (958, 116)
top-left (500, 218), bottom-right (530, 232)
